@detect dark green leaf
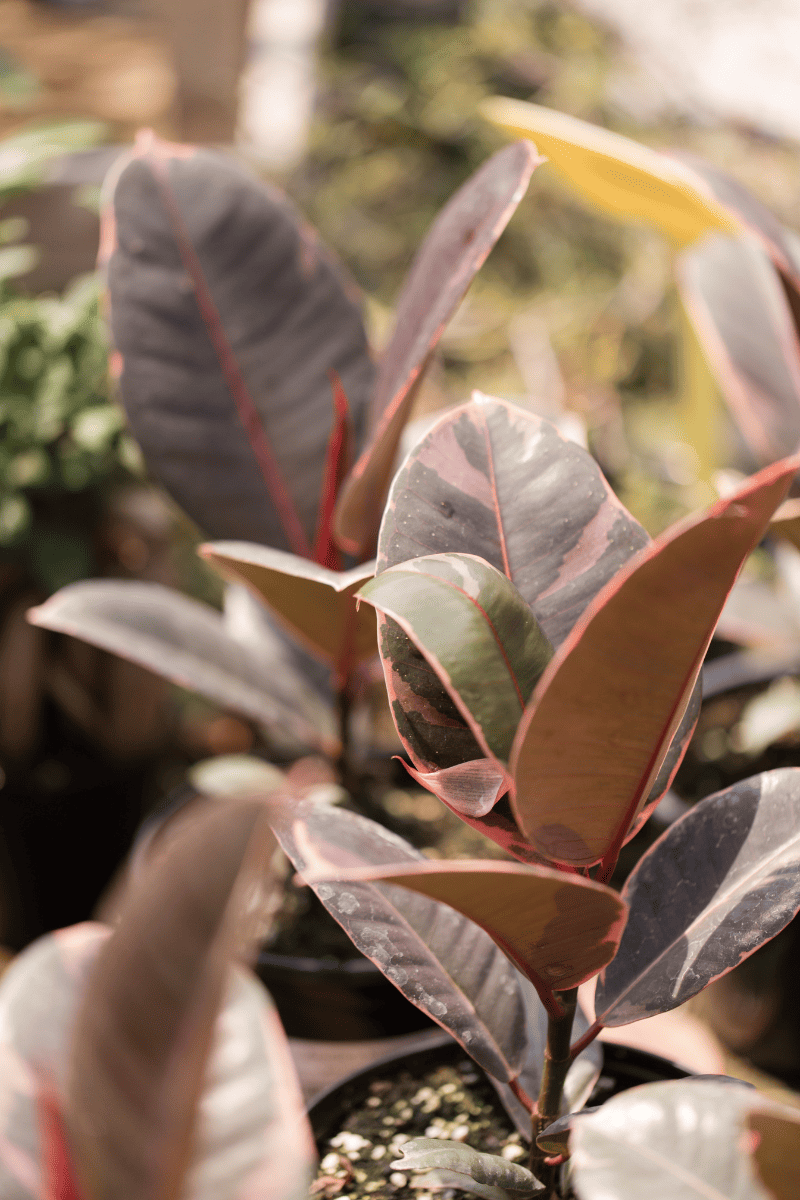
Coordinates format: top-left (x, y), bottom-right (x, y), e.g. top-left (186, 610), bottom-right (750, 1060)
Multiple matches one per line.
top-left (360, 553), bottom-right (552, 766)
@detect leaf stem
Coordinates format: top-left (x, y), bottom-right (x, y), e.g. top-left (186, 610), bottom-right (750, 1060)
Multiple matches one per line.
top-left (568, 1019), bottom-right (602, 1061)
top-left (530, 987), bottom-right (578, 1196)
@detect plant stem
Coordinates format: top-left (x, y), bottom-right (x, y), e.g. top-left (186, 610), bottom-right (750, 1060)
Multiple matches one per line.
top-left (530, 987), bottom-right (578, 1196)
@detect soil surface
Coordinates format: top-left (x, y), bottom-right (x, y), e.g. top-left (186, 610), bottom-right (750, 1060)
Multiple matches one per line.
top-left (310, 1054), bottom-right (524, 1200)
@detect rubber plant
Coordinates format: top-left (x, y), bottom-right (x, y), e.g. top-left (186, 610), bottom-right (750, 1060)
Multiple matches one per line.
top-left (256, 395), bottom-right (800, 1198)
top-left (0, 795), bottom-right (313, 1200)
top-left (28, 131), bottom-right (542, 780)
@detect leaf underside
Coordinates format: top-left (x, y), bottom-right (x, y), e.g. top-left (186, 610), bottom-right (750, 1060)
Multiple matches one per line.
top-left (510, 454), bottom-right (799, 867)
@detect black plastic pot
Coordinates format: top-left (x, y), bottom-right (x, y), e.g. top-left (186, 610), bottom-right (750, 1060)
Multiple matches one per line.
top-left (308, 1033), bottom-right (690, 1145)
top-left (135, 782), bottom-right (433, 1041)
top-left (255, 949), bottom-right (432, 1040)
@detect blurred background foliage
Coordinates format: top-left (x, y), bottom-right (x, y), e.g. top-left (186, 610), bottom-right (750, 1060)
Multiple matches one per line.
top-left (286, 0), bottom-right (800, 535)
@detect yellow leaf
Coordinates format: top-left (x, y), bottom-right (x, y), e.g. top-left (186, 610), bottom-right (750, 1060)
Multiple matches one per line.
top-left (481, 98), bottom-right (740, 247)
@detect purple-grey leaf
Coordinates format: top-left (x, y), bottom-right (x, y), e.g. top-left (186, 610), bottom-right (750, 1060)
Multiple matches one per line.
top-left (27, 580), bottom-right (337, 753)
top-left (265, 796), bottom-right (529, 1084)
top-left (106, 135), bottom-right (374, 554)
top-left (596, 768), bottom-right (800, 1026)
top-left (334, 142), bottom-right (542, 558)
top-left (678, 233), bottom-right (800, 466)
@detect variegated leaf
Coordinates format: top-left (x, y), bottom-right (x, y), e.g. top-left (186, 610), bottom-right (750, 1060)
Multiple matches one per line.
top-left (27, 581), bottom-right (337, 754)
top-left (266, 796), bottom-right (531, 1083)
top-left (570, 1080), bottom-right (771, 1200)
top-left (678, 233), bottom-right (800, 467)
top-left (359, 553), bottom-right (552, 767)
top-left (510, 453), bottom-right (800, 870)
top-left (595, 769), bottom-right (800, 1026)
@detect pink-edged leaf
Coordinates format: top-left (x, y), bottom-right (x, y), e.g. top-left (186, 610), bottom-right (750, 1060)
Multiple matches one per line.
top-left (595, 768), bottom-right (800, 1027)
top-left (369, 396), bottom-right (698, 844)
top-left (105, 132), bottom-right (373, 554)
top-left (27, 580), bottom-right (337, 753)
top-left (65, 800), bottom-right (287, 1200)
top-left (402, 758), bottom-right (509, 819)
top-left (294, 810), bottom-right (627, 1013)
top-left (0, 924), bottom-right (105, 1200)
top-left (376, 395), bottom-right (649, 649)
top-left (333, 143), bottom-right (542, 558)
top-left (265, 795), bottom-right (532, 1082)
top-left (312, 372), bottom-right (352, 570)
top-left (200, 543), bottom-right (377, 667)
top-left (38, 1091), bottom-right (83, 1200)
top-left (510, 453), bottom-right (800, 870)
top-left (678, 233), bottom-right (800, 466)
top-left (359, 553), bottom-right (552, 767)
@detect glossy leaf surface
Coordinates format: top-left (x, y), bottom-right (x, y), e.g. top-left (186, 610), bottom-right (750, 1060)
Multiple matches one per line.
top-left (482, 99), bottom-right (738, 247)
top-left (375, 396), bottom-right (649, 778)
top-left (106, 135), bottom-right (374, 554)
top-left (511, 454), bottom-right (800, 867)
top-left (27, 580), bottom-right (337, 753)
top-left (334, 142), bottom-right (541, 557)
top-left (571, 1080), bottom-right (770, 1200)
top-left (678, 233), bottom-right (800, 466)
top-left (266, 796), bottom-right (530, 1083)
top-left (66, 800), bottom-right (293, 1200)
top-left (596, 768), bottom-right (800, 1027)
top-left (200, 542), bottom-right (376, 665)
top-left (360, 553), bottom-right (552, 764)
top-left (293, 803), bottom-right (627, 1008)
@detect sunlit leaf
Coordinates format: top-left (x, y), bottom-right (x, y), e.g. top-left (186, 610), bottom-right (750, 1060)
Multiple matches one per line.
top-left (510, 454), bottom-right (800, 869)
top-left (266, 795), bottom-right (531, 1083)
top-left (570, 1080), bottom-right (771, 1200)
top-left (374, 396), bottom-right (649, 777)
top-left (200, 542), bottom-right (376, 665)
top-left (293, 803), bottom-right (627, 1011)
top-left (595, 769), bottom-right (800, 1026)
top-left (481, 99), bottom-right (738, 247)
